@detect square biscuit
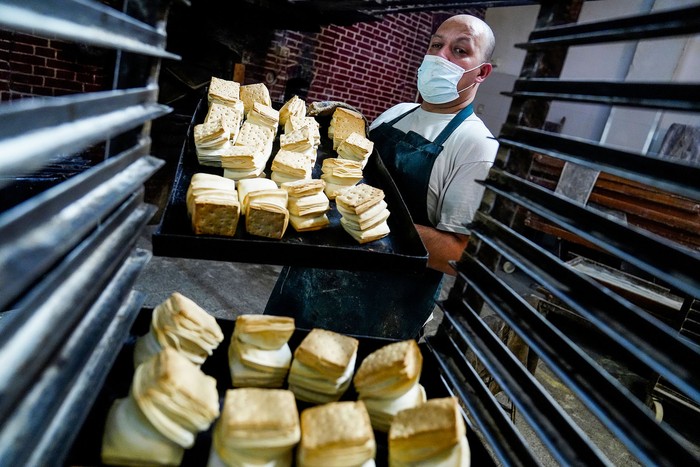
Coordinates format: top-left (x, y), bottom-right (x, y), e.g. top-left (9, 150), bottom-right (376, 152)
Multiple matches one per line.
top-left (294, 328), bottom-right (359, 378)
top-left (299, 401), bottom-right (375, 453)
top-left (240, 83), bottom-right (272, 113)
top-left (335, 184), bottom-right (385, 215)
top-left (208, 76), bottom-right (240, 104)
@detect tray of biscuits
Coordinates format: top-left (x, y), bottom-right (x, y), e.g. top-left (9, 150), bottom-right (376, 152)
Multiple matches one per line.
top-left (65, 296), bottom-right (494, 466)
top-left (152, 78), bottom-right (428, 273)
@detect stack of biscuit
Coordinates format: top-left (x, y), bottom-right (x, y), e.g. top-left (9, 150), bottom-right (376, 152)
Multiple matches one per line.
top-left (246, 101), bottom-right (279, 133)
top-left (102, 349), bottom-right (220, 466)
top-left (281, 179), bottom-right (330, 232)
top-left (240, 82), bottom-right (272, 114)
top-left (193, 118), bottom-right (232, 167)
top-left (224, 119), bottom-right (275, 180)
top-left (297, 401), bottom-right (376, 467)
top-left (321, 158), bottom-right (364, 199)
top-left (246, 188), bottom-right (289, 239)
top-left (186, 173), bottom-right (240, 237)
top-left (389, 397), bottom-right (470, 467)
top-left (208, 76), bottom-right (241, 107)
top-left (280, 125), bottom-right (318, 166)
top-left (271, 149), bottom-right (313, 185)
top-left (336, 184), bottom-right (391, 244)
top-left (133, 292), bottom-right (224, 368)
top-left (353, 340), bottom-right (426, 432)
top-left (209, 388), bottom-right (301, 467)
top-left (279, 95), bottom-right (306, 126)
top-left (337, 131), bottom-right (374, 168)
top-left (194, 77), bottom-right (245, 167)
top-left (272, 95), bottom-right (320, 186)
top-left (236, 178), bottom-right (289, 239)
top-left (228, 314), bottom-right (295, 388)
top-left (328, 107), bottom-right (366, 151)
top-left (237, 178), bottom-right (278, 214)
top-left (288, 328), bottom-right (359, 404)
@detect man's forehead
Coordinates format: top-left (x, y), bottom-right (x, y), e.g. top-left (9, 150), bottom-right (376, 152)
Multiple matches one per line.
top-left (434, 21), bottom-right (479, 40)
top-left (431, 30), bottom-right (477, 43)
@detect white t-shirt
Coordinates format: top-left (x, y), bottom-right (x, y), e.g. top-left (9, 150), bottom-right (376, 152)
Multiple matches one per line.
top-left (370, 103), bottom-right (499, 235)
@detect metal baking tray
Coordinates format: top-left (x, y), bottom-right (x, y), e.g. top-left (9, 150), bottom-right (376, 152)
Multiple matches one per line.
top-left (65, 310), bottom-right (494, 466)
top-left (151, 97), bottom-right (428, 273)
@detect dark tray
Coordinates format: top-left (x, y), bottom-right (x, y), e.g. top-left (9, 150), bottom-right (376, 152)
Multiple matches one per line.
top-left (65, 310), bottom-right (495, 466)
top-left (152, 97), bottom-right (428, 273)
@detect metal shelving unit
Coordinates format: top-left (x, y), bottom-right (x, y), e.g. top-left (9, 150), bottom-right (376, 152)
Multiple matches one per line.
top-left (429, 2), bottom-right (700, 465)
top-left (0, 0), bottom-right (177, 464)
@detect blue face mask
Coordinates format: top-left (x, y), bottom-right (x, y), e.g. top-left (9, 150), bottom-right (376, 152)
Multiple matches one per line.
top-left (416, 55), bottom-right (484, 104)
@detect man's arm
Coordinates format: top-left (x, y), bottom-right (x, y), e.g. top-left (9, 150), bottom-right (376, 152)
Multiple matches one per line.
top-left (415, 224), bottom-right (469, 275)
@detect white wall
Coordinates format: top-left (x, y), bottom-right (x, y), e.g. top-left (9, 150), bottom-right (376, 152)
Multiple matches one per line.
top-left (475, 4), bottom-right (538, 135)
top-left (476, 0), bottom-right (699, 156)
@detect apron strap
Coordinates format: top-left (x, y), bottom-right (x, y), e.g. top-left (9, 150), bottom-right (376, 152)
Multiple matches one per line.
top-left (386, 104), bottom-right (421, 127)
top-left (432, 103), bottom-right (474, 147)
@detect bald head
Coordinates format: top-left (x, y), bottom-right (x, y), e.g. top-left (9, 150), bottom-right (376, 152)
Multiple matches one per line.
top-left (436, 14), bottom-right (496, 64)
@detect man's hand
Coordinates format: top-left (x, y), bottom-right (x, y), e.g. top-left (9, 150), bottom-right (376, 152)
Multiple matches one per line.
top-left (415, 224), bottom-right (469, 275)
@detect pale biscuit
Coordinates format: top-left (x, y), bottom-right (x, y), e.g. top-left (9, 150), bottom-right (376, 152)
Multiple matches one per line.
top-left (293, 328), bottom-right (359, 379)
top-left (339, 207), bottom-right (390, 232)
top-left (216, 388), bottom-right (300, 446)
top-left (234, 314), bottom-right (295, 350)
top-left (287, 191), bottom-right (329, 217)
top-left (193, 119), bottom-right (228, 146)
top-left (205, 101), bottom-right (245, 141)
top-left (280, 126), bottom-right (314, 152)
top-left (330, 107), bottom-right (366, 149)
top-left (219, 145), bottom-right (258, 170)
top-left (237, 178), bottom-right (278, 213)
top-left (272, 149), bottom-right (313, 178)
top-left (281, 178), bottom-right (326, 198)
top-left (289, 213), bottom-right (330, 232)
top-left (208, 77), bottom-right (240, 105)
top-left (389, 397), bottom-right (466, 463)
top-left (335, 184), bottom-right (385, 215)
top-left (247, 102), bottom-right (279, 130)
top-left (236, 121), bottom-right (275, 151)
top-left (354, 340), bottom-right (423, 399)
top-left (337, 131), bottom-right (374, 168)
top-left (240, 83), bottom-right (272, 113)
top-left (322, 157), bottom-right (363, 178)
top-left (279, 95), bottom-right (306, 125)
top-left (340, 218), bottom-right (390, 244)
top-left (245, 201), bottom-right (289, 240)
top-left (298, 401), bottom-right (376, 467)
top-left (191, 194), bottom-right (240, 237)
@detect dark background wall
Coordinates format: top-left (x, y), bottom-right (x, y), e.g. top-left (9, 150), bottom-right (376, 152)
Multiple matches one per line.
top-left (0, 30), bottom-right (113, 101)
top-left (0, 4), bottom-right (482, 123)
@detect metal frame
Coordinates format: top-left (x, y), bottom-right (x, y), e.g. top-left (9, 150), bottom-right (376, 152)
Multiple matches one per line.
top-left (432, 1), bottom-right (700, 465)
top-left (0, 0), bottom-right (176, 463)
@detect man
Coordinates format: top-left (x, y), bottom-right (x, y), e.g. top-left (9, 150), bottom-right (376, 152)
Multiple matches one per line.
top-left (369, 14), bottom-right (497, 275)
top-left (265, 14), bottom-right (498, 339)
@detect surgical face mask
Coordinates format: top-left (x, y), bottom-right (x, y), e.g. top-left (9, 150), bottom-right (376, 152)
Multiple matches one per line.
top-left (416, 55), bottom-right (484, 104)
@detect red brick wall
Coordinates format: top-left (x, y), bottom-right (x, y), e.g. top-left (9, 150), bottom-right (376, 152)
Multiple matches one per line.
top-left (243, 13), bottom-right (433, 122)
top-left (0, 30), bottom-right (113, 102)
top-left (243, 10), bottom-right (483, 122)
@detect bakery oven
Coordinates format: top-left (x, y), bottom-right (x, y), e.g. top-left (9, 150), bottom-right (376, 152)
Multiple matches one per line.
top-left (1, 0), bottom-right (699, 466)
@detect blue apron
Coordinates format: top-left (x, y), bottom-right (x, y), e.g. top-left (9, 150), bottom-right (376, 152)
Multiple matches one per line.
top-left (264, 104), bottom-right (474, 339)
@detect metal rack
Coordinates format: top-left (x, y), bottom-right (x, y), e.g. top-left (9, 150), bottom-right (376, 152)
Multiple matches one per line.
top-left (429, 2), bottom-right (700, 465)
top-left (0, 1), bottom-right (698, 466)
top-left (0, 0), bottom-right (177, 464)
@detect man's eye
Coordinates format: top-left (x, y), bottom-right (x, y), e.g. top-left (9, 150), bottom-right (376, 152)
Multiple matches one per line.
top-left (430, 43), bottom-right (442, 49)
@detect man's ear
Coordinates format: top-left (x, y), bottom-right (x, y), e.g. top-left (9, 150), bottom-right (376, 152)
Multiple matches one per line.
top-left (475, 63), bottom-right (493, 82)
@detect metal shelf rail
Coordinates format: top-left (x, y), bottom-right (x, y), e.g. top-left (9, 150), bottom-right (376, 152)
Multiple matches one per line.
top-left (0, 0), bottom-right (178, 464)
top-left (429, 2), bottom-right (700, 466)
